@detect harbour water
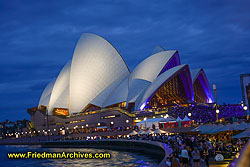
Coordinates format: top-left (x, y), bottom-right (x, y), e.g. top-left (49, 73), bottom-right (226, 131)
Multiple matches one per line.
top-left (0, 145), bottom-right (158, 167)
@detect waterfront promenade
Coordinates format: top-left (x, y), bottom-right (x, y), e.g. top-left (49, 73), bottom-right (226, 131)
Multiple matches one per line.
top-left (0, 137), bottom-right (172, 167)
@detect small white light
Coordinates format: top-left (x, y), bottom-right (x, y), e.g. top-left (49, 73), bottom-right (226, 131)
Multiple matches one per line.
top-left (110, 121), bottom-right (114, 125)
top-left (54, 129), bottom-right (56, 131)
top-left (216, 109), bottom-right (220, 114)
top-left (126, 120), bottom-right (129, 123)
top-left (82, 126), bottom-right (84, 128)
top-left (136, 117), bottom-right (138, 120)
top-left (244, 106), bottom-right (248, 111)
top-left (188, 113), bottom-right (192, 117)
top-left (66, 127), bottom-right (69, 130)
top-left (97, 123), bottom-right (100, 126)
top-left (160, 115), bottom-right (163, 117)
top-left (86, 124), bottom-right (88, 127)
top-left (144, 117), bottom-right (147, 121)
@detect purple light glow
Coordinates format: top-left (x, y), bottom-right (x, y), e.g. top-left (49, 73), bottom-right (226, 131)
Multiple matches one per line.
top-left (196, 71), bottom-right (213, 103)
top-left (158, 52), bottom-right (181, 76)
top-left (139, 101), bottom-right (147, 111)
top-left (179, 70), bottom-right (194, 101)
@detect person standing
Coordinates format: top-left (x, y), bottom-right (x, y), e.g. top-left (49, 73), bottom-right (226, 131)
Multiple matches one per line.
top-left (166, 157), bottom-right (171, 167)
top-left (192, 147), bottom-right (200, 167)
top-left (203, 145), bottom-right (209, 167)
top-left (180, 146), bottom-right (189, 167)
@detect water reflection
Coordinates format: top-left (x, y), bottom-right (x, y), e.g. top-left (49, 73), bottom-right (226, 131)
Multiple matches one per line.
top-left (0, 145), bottom-right (158, 167)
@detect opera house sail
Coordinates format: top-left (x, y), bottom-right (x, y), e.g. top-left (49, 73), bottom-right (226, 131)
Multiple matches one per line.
top-left (28, 33), bottom-right (214, 130)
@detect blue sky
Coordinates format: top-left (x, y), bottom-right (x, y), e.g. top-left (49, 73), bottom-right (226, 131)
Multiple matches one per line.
top-left (0, 0), bottom-right (250, 122)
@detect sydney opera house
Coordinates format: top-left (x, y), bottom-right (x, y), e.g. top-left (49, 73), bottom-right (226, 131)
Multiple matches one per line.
top-left (27, 33), bottom-right (213, 132)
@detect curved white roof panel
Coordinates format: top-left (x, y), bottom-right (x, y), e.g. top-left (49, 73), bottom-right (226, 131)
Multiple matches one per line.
top-left (126, 79), bottom-right (151, 103)
top-left (48, 61), bottom-right (71, 114)
top-left (129, 50), bottom-right (178, 83)
top-left (90, 75), bottom-right (128, 107)
top-left (103, 76), bottom-right (129, 107)
top-left (69, 33), bottom-right (130, 114)
top-left (135, 64), bottom-right (191, 110)
top-left (191, 68), bottom-right (202, 81)
top-left (38, 78), bottom-right (56, 108)
top-left (152, 46), bottom-right (166, 55)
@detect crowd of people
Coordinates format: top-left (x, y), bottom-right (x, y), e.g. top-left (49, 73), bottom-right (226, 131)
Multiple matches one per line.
top-left (89, 133), bottom-right (249, 167)
top-left (166, 104), bottom-right (245, 123)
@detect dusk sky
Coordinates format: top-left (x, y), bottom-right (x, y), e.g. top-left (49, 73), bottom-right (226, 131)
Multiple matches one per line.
top-left (0, 0), bottom-right (250, 122)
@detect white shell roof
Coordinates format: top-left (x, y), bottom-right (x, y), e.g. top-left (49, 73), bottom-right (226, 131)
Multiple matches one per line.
top-left (126, 79), bottom-right (151, 103)
top-left (190, 68), bottom-right (213, 103)
top-left (135, 64), bottom-right (188, 110)
top-left (191, 68), bottom-right (202, 81)
top-left (48, 61), bottom-right (71, 114)
top-left (103, 75), bottom-right (129, 107)
top-left (90, 75), bottom-right (129, 107)
top-left (38, 78), bottom-right (56, 108)
top-left (38, 33), bottom-right (213, 114)
top-left (69, 33), bottom-right (130, 114)
top-left (152, 46), bottom-right (166, 55)
top-left (129, 50), bottom-right (177, 83)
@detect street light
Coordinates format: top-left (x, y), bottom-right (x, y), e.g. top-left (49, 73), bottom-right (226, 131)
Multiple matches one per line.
top-left (188, 113), bottom-right (192, 117)
top-left (97, 123), bottom-right (100, 126)
top-left (213, 84), bottom-right (217, 105)
top-left (216, 109), bottom-right (219, 122)
top-left (110, 121), bottom-right (114, 125)
top-left (126, 120), bottom-right (129, 123)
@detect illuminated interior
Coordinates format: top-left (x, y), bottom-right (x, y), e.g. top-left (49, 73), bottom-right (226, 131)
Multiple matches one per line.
top-left (143, 68), bottom-right (193, 110)
top-left (53, 108), bottom-right (69, 116)
top-left (105, 102), bottom-right (126, 109)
